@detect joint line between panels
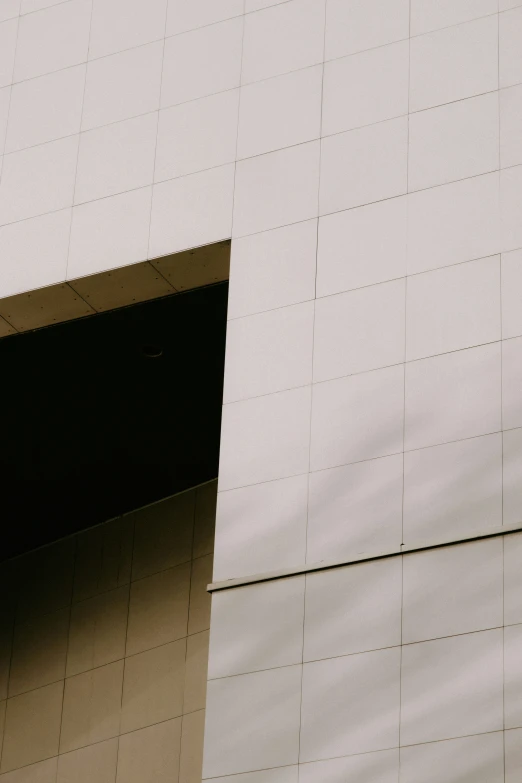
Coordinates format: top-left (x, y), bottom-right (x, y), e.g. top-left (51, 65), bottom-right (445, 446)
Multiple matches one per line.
top-left (207, 520), bottom-right (522, 592)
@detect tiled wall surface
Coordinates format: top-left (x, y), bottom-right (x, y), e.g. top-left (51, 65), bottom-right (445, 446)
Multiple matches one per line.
top-left (213, 0), bottom-right (522, 585)
top-left (1, 0), bottom-right (522, 782)
top-left (205, 533), bottom-right (522, 782)
top-left (0, 481), bottom-right (217, 783)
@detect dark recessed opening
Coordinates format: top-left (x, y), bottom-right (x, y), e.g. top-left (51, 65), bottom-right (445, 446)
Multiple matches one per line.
top-left (141, 343), bottom-right (164, 358)
top-left (0, 282), bottom-right (228, 561)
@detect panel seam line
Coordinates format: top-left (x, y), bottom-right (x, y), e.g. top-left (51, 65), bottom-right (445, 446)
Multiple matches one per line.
top-left (207, 521), bottom-right (522, 592)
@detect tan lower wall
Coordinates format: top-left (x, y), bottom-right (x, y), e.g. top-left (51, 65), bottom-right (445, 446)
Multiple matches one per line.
top-left (0, 480), bottom-right (216, 783)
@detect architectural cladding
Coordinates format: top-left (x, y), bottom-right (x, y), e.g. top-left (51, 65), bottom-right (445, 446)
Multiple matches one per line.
top-left (0, 1), bottom-right (521, 782)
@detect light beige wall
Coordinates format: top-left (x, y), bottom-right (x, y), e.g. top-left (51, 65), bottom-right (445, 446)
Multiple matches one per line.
top-left (0, 480), bottom-right (216, 783)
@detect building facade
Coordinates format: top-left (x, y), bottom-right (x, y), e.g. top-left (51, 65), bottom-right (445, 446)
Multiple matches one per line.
top-left (0, 0), bottom-right (522, 781)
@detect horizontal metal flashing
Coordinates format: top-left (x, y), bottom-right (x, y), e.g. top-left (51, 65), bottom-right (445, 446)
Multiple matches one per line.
top-left (207, 521), bottom-right (522, 593)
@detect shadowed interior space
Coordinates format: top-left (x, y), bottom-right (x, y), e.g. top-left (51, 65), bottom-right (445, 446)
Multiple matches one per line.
top-left (0, 278), bottom-right (228, 562)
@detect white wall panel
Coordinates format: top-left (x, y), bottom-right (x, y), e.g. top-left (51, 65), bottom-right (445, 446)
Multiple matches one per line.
top-left (405, 343), bottom-right (501, 451)
top-left (155, 90), bottom-right (239, 181)
top-left (500, 6), bottom-right (522, 88)
top-left (406, 255), bottom-right (501, 360)
top-left (408, 92), bottom-right (499, 192)
top-left (325, 0), bottom-right (409, 60)
top-left (0, 85), bottom-right (10, 153)
top-left (407, 173), bottom-right (500, 275)
top-left (316, 196), bottom-right (407, 297)
top-left (313, 279), bottom-right (405, 381)
top-left (300, 647), bottom-right (401, 762)
top-left (241, 0), bottom-right (325, 85)
top-left (5, 65), bottom-right (85, 153)
top-left (409, 15), bottom-right (498, 112)
top-left (502, 336), bottom-right (522, 430)
top-left (149, 164), bottom-right (234, 258)
top-left (203, 667), bottom-right (302, 778)
top-left (0, 0), bottom-right (19, 22)
top-left (0, 5), bottom-right (521, 783)
top-left (67, 187), bottom-right (152, 278)
top-left (500, 84), bottom-right (522, 168)
top-left (506, 728), bottom-right (522, 783)
top-left (82, 42), bottom-right (163, 131)
top-left (161, 18), bottom-right (242, 107)
top-left (166, 0), bottom-right (243, 37)
top-left (402, 539), bottom-right (503, 643)
top-left (400, 733), bottom-right (504, 783)
top-left (219, 386), bottom-right (311, 491)
top-left (227, 220), bottom-right (317, 319)
top-left (208, 577), bottom-right (304, 678)
top-left (13, 0), bottom-right (91, 82)
top-left (300, 749), bottom-right (399, 783)
top-left (88, 0), bottom-right (167, 60)
top-left (304, 558), bottom-right (402, 661)
top-left (501, 165), bottom-right (522, 252)
top-left (411, 0), bottom-right (497, 36)
top-left (0, 209), bottom-right (71, 298)
top-left (237, 66), bottom-right (322, 160)
top-left (213, 474), bottom-right (308, 581)
top-left (322, 41), bottom-right (409, 136)
top-left (505, 623), bottom-right (522, 728)
top-left (0, 18), bottom-right (18, 88)
top-left (310, 364), bottom-right (405, 470)
top-left (505, 533), bottom-right (522, 625)
top-left (223, 301), bottom-right (314, 403)
top-left (319, 117), bottom-right (408, 214)
top-left (400, 630), bottom-right (503, 745)
top-left (403, 433), bottom-right (503, 543)
top-left (0, 135), bottom-right (78, 225)
top-left (503, 429), bottom-right (522, 527)
top-left (307, 454), bottom-right (403, 562)
top-left (233, 142), bottom-right (320, 237)
top-left (75, 113), bottom-right (157, 204)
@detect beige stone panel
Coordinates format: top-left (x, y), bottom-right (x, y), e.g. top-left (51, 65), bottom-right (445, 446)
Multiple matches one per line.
top-left (193, 481), bottom-right (217, 559)
top-left (60, 660), bottom-right (124, 754)
top-left (67, 586), bottom-right (129, 677)
top-left (149, 241), bottom-right (230, 293)
top-left (73, 517), bottom-right (133, 603)
top-left (0, 699), bottom-right (5, 758)
top-left (179, 710), bottom-right (205, 783)
top-left (0, 316), bottom-right (15, 338)
top-left (116, 718), bottom-right (182, 783)
top-left (1, 681), bottom-right (63, 773)
top-left (126, 563), bottom-right (190, 657)
top-left (0, 758), bottom-right (58, 783)
top-left (188, 555), bottom-right (212, 636)
top-left (9, 607), bottom-right (69, 696)
top-left (69, 262), bottom-right (174, 313)
top-left (57, 738), bottom-right (118, 783)
top-left (131, 493), bottom-right (195, 581)
top-left (183, 631), bottom-right (209, 715)
top-left (16, 538), bottom-right (75, 623)
top-left (0, 285), bottom-right (95, 333)
top-left (0, 603), bottom-right (13, 700)
top-left (120, 639), bottom-right (186, 734)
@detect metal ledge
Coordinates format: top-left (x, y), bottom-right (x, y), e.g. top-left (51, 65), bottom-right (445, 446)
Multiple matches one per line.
top-left (207, 521), bottom-right (522, 593)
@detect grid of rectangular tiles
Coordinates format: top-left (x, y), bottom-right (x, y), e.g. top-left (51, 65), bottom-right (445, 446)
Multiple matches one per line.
top-left (208, 1), bottom-right (522, 781)
top-left (0, 0), bottom-right (518, 297)
top-left (202, 531), bottom-right (522, 782)
top-left (0, 480), bottom-right (217, 783)
top-left (214, 0), bottom-right (522, 585)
